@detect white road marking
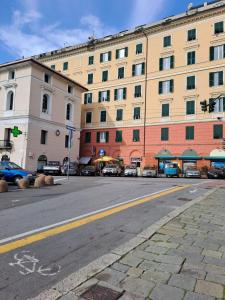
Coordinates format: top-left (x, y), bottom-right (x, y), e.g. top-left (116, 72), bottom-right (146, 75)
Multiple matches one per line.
top-left (192, 180), bottom-right (213, 186)
top-left (54, 177), bottom-right (67, 182)
top-left (0, 185), bottom-right (187, 245)
top-left (12, 199), bottom-right (20, 203)
top-left (189, 189), bottom-right (198, 194)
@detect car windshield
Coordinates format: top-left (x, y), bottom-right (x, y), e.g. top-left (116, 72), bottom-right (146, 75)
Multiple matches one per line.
top-left (8, 162), bottom-right (22, 169)
top-left (125, 165), bottom-right (136, 169)
top-left (166, 163), bottom-right (177, 169)
top-left (48, 161), bottom-right (60, 166)
top-left (144, 167), bottom-right (155, 170)
top-left (85, 166), bottom-right (95, 170)
top-left (106, 164), bottom-right (116, 168)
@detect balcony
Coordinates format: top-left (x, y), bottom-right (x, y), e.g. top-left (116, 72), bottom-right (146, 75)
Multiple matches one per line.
top-left (0, 140), bottom-right (12, 150)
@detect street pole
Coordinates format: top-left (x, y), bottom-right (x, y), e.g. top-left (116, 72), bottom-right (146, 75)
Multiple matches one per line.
top-left (67, 129), bottom-right (72, 181)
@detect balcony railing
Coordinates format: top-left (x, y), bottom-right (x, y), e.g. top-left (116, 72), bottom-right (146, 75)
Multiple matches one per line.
top-left (0, 140), bottom-right (12, 150)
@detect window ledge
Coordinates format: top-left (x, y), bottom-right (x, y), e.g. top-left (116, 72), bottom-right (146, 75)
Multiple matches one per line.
top-left (40, 113), bottom-right (52, 120)
top-left (4, 111), bottom-right (14, 117)
top-left (186, 114), bottom-right (196, 120)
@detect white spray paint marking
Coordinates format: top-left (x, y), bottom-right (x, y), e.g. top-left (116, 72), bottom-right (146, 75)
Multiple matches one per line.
top-left (9, 251), bottom-right (61, 276)
top-left (189, 189), bottom-right (198, 194)
top-left (12, 199), bottom-right (20, 203)
top-left (54, 178), bottom-right (67, 182)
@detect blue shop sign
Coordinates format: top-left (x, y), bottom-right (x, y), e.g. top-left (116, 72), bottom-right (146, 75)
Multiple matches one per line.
top-left (99, 149), bottom-right (105, 157)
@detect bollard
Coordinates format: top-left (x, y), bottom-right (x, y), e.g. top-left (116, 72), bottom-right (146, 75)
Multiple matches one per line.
top-left (0, 180), bottom-right (8, 193)
top-left (34, 175), bottom-right (46, 188)
top-left (45, 175), bottom-right (54, 186)
top-left (17, 179), bottom-right (29, 189)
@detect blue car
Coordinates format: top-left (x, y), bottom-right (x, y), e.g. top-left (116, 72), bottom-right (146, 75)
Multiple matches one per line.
top-left (165, 163), bottom-right (179, 178)
top-left (0, 161), bottom-right (36, 184)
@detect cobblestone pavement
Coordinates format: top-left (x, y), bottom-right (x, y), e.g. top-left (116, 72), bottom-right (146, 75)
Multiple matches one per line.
top-left (61, 187), bottom-right (225, 300)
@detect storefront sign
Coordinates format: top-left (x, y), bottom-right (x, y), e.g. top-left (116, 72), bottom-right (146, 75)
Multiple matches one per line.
top-left (99, 149), bottom-right (105, 157)
top-left (131, 157), bottom-right (142, 163)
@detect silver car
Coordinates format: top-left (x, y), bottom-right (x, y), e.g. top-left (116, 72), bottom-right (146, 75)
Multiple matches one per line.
top-left (142, 167), bottom-right (157, 178)
top-left (124, 165), bottom-right (137, 177)
top-left (184, 168), bottom-right (201, 178)
top-left (102, 164), bottom-right (122, 176)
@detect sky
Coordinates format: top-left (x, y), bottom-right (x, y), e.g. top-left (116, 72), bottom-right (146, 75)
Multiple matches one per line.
top-left (0, 0), bottom-right (205, 64)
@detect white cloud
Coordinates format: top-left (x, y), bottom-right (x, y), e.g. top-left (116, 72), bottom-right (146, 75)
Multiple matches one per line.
top-left (129, 0), bottom-right (167, 28)
top-left (0, 9), bottom-right (115, 59)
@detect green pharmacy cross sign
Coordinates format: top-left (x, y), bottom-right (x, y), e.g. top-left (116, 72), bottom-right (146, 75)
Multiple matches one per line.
top-left (11, 126), bottom-right (22, 138)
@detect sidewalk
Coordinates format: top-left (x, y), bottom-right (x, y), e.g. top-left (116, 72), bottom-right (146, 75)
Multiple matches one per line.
top-left (34, 187), bottom-right (225, 300)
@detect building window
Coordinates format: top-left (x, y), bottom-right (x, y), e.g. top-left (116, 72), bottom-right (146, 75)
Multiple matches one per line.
top-left (158, 80), bottom-right (174, 94)
top-left (116, 47), bottom-right (128, 59)
top-left (134, 85), bottom-right (142, 98)
top-left (6, 91), bottom-right (14, 111)
top-left (161, 128), bottom-right (169, 141)
top-left (100, 110), bottom-right (106, 122)
top-left (136, 43), bottom-right (143, 54)
top-left (133, 107), bottom-right (141, 120)
top-left (132, 63), bottom-right (145, 76)
top-left (51, 65), bottom-right (55, 70)
top-left (116, 109), bottom-right (123, 121)
top-left (213, 97), bottom-right (225, 113)
top-left (187, 76), bottom-right (196, 90)
top-left (163, 35), bottom-right (171, 47)
top-left (187, 51), bottom-right (196, 65)
top-left (86, 112), bottom-right (92, 124)
top-left (88, 55), bottom-right (94, 65)
top-left (63, 62), bottom-right (68, 71)
top-left (85, 132), bottom-right (91, 143)
top-left (8, 70), bottom-right (15, 80)
top-left (159, 56), bottom-right (174, 71)
top-left (213, 124), bottom-right (223, 139)
top-left (209, 71), bottom-right (223, 87)
top-left (210, 44), bottom-right (225, 61)
top-left (186, 100), bottom-right (195, 115)
top-left (98, 90), bottom-right (110, 102)
top-left (186, 126), bottom-right (194, 140)
top-left (65, 135), bottom-right (69, 148)
top-left (114, 88), bottom-right (126, 101)
top-left (84, 93), bottom-right (93, 104)
top-left (214, 21), bottom-right (224, 34)
top-left (66, 103), bottom-right (72, 120)
top-left (118, 67), bottom-right (125, 79)
top-left (161, 103), bottom-right (170, 117)
top-left (102, 70), bottom-right (108, 82)
top-left (68, 85), bottom-right (73, 94)
top-left (100, 51), bottom-right (111, 63)
top-left (40, 130), bottom-right (47, 145)
top-left (133, 129), bottom-right (140, 142)
top-left (96, 132), bottom-right (109, 143)
top-left (187, 29), bottom-right (196, 41)
top-left (42, 94), bottom-right (49, 114)
top-left (44, 73), bottom-right (50, 84)
top-left (115, 130), bottom-right (122, 142)
top-left (87, 73), bottom-right (93, 84)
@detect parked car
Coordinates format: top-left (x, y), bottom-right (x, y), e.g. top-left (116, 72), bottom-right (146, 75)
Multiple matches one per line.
top-left (61, 162), bottom-right (79, 176)
top-left (0, 161), bottom-right (36, 184)
top-left (102, 164), bottom-right (122, 176)
top-left (184, 167), bottom-right (201, 178)
top-left (124, 165), bottom-right (137, 177)
top-left (142, 166), bottom-right (157, 178)
top-left (81, 165), bottom-right (99, 176)
top-left (43, 161), bottom-right (61, 175)
top-left (165, 163), bottom-right (179, 178)
top-left (207, 168), bottom-right (225, 179)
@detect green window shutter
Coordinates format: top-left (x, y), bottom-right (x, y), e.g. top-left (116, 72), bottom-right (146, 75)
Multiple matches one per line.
top-left (107, 90), bottom-right (110, 101)
top-left (162, 103), bottom-right (169, 117)
top-left (170, 79), bottom-right (174, 93)
top-left (116, 131), bottom-right (122, 142)
top-left (63, 62), bottom-right (68, 70)
top-left (135, 85), bottom-right (141, 97)
top-left (161, 128), bottom-right (169, 141)
top-left (108, 51), bottom-right (112, 61)
top-left (186, 101), bottom-right (195, 115)
top-left (159, 58), bottom-right (163, 71)
top-left (219, 71), bottom-right (223, 85)
top-left (100, 53), bottom-right (103, 63)
top-left (134, 107), bottom-right (140, 119)
top-left (170, 56), bottom-right (174, 69)
top-left (164, 36), bottom-right (171, 47)
top-left (88, 73), bottom-right (93, 84)
top-left (123, 88), bottom-right (127, 99)
top-left (159, 81), bottom-right (163, 94)
top-left (215, 21), bottom-right (224, 34)
top-left (187, 76), bottom-right (195, 90)
top-left (102, 70), bottom-right (108, 82)
top-left (89, 93), bottom-right (93, 103)
top-left (209, 73), bottom-right (214, 87)
top-left (188, 29), bottom-right (196, 41)
top-left (100, 111), bottom-right (106, 122)
top-left (114, 89), bottom-right (118, 100)
top-left (132, 65), bottom-right (136, 76)
top-left (118, 67), bottom-right (124, 79)
top-left (125, 47), bottom-right (128, 57)
top-left (210, 47), bottom-right (214, 61)
top-left (85, 132), bottom-right (91, 143)
top-left (84, 94), bottom-right (87, 104)
top-left (96, 132), bottom-right (100, 143)
top-left (223, 97), bottom-right (225, 112)
top-left (133, 130), bottom-right (140, 142)
top-left (116, 49), bottom-right (119, 59)
top-left (106, 131), bottom-right (109, 143)
top-left (186, 126), bottom-right (194, 140)
top-left (223, 44), bottom-right (225, 58)
top-left (88, 56), bottom-right (94, 65)
top-left (141, 62), bottom-right (145, 75)
top-left (136, 43), bottom-right (142, 54)
top-left (98, 92), bottom-right (101, 103)
top-left (213, 124), bottom-right (223, 139)
top-left (187, 52), bottom-right (195, 65)
top-left (116, 109), bottom-right (123, 121)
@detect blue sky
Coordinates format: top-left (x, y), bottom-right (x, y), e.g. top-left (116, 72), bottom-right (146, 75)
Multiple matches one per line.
top-left (0, 0), bottom-right (204, 64)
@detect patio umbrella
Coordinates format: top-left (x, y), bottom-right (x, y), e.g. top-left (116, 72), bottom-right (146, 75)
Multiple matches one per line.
top-left (94, 156), bottom-right (119, 163)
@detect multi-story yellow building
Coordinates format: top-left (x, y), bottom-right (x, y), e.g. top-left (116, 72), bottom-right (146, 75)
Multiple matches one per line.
top-left (37, 0), bottom-right (225, 172)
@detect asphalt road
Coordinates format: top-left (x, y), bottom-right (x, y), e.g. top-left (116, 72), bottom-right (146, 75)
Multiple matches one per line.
top-left (0, 176), bottom-right (222, 300)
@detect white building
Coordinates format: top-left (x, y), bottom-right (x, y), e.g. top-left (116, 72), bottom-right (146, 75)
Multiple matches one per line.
top-left (0, 58), bottom-right (87, 171)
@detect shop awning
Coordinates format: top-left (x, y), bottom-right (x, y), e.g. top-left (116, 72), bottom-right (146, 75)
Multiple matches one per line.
top-left (204, 149), bottom-right (225, 161)
top-left (204, 156), bottom-right (225, 161)
top-left (178, 149), bottom-right (202, 160)
top-left (155, 150), bottom-right (176, 159)
top-left (79, 157), bottom-right (92, 164)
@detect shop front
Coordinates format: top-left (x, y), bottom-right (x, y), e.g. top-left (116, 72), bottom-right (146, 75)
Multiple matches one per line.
top-left (178, 149), bottom-right (202, 173)
top-left (204, 149), bottom-right (225, 168)
top-left (155, 150), bottom-right (178, 174)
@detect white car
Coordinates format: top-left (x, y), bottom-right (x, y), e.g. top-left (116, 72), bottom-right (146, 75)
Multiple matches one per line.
top-left (124, 165), bottom-right (137, 177)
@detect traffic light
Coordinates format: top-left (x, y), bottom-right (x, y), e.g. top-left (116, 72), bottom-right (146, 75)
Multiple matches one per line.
top-left (209, 98), bottom-right (216, 113)
top-left (200, 100), bottom-right (208, 112)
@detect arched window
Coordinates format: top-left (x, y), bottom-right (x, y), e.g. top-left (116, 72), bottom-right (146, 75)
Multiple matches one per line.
top-left (66, 103), bottom-right (72, 120)
top-left (42, 94), bottom-right (49, 114)
top-left (6, 91), bottom-right (14, 111)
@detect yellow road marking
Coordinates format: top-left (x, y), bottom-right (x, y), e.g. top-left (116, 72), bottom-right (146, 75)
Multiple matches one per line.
top-left (0, 185), bottom-right (189, 254)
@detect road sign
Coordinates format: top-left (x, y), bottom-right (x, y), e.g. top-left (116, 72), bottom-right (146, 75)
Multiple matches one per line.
top-left (11, 126), bottom-right (22, 137)
top-left (66, 125), bottom-right (76, 132)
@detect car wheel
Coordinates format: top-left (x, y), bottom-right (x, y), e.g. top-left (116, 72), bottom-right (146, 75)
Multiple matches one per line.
top-left (14, 175), bottom-right (23, 185)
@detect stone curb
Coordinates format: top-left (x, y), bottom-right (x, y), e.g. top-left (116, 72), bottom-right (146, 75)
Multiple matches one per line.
top-left (30, 188), bottom-right (217, 300)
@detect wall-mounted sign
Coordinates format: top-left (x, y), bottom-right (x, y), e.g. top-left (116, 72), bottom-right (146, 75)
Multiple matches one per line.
top-left (99, 149), bottom-right (105, 157)
top-left (11, 126), bottom-right (22, 138)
